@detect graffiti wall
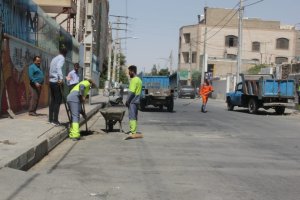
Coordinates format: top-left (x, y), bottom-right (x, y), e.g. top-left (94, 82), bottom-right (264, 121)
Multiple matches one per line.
top-left (0, 0), bottom-right (79, 117)
top-left (0, 35), bottom-right (75, 116)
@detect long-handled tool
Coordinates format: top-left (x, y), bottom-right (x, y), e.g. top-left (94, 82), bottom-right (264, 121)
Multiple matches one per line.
top-left (81, 102), bottom-right (89, 133)
top-left (5, 87), bottom-right (16, 119)
top-left (182, 90), bottom-right (214, 106)
top-left (59, 85), bottom-right (71, 124)
top-left (182, 96), bottom-right (201, 106)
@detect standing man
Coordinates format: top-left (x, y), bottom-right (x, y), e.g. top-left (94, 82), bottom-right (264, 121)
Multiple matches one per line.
top-left (125, 65), bottom-right (143, 140)
top-left (48, 47), bottom-right (67, 125)
top-left (28, 56), bottom-right (44, 116)
top-left (199, 79), bottom-right (214, 113)
top-left (66, 63), bottom-right (80, 91)
top-left (67, 78), bottom-right (95, 140)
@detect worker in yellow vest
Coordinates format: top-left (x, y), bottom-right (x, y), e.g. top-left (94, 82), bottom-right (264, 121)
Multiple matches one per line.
top-left (67, 78), bottom-right (96, 140)
top-left (124, 65), bottom-right (143, 140)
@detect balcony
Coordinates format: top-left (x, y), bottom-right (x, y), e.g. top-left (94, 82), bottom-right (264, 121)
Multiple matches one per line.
top-left (33, 0), bottom-right (76, 14)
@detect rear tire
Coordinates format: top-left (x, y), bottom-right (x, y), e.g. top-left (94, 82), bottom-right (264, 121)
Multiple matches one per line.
top-left (227, 100), bottom-right (234, 111)
top-left (167, 99), bottom-right (174, 112)
top-left (248, 98), bottom-right (258, 114)
top-left (275, 106), bottom-right (285, 115)
top-left (159, 105), bottom-right (163, 111)
top-left (140, 100), bottom-right (146, 111)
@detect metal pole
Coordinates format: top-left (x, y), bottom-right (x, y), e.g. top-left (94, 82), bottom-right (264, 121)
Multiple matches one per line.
top-left (188, 42), bottom-right (192, 86)
top-left (112, 44), bottom-right (117, 83)
top-left (201, 26), bottom-right (207, 84)
top-left (236, 0), bottom-right (244, 83)
top-left (107, 38), bottom-right (112, 82)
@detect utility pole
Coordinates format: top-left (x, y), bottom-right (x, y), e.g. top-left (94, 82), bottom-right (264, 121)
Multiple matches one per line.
top-left (110, 15), bottom-right (129, 85)
top-left (112, 18), bottom-right (119, 83)
top-left (188, 42), bottom-right (192, 86)
top-left (236, 0), bottom-right (244, 83)
top-left (201, 26), bottom-right (208, 84)
top-left (107, 25), bottom-right (112, 83)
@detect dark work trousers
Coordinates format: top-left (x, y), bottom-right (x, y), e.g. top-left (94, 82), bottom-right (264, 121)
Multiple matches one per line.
top-left (28, 82), bottom-right (41, 113)
top-left (49, 82), bottom-right (62, 122)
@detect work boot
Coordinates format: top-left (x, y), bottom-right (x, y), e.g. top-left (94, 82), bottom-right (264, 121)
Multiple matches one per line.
top-left (203, 105), bottom-right (207, 113)
top-left (69, 122), bottom-right (81, 139)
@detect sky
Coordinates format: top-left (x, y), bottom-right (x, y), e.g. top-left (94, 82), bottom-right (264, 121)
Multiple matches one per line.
top-left (109, 0), bottom-right (300, 73)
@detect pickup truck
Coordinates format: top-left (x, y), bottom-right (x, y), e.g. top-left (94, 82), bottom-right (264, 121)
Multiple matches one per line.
top-left (226, 74), bottom-right (295, 114)
top-left (140, 75), bottom-right (175, 112)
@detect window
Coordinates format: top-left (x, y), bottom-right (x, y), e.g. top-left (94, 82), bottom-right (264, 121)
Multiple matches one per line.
top-left (236, 83), bottom-right (243, 91)
top-left (227, 54), bottom-right (237, 60)
top-left (275, 57), bottom-right (288, 64)
top-left (182, 52), bottom-right (189, 63)
top-left (252, 59), bottom-right (260, 63)
top-left (252, 42), bottom-right (260, 52)
top-left (183, 33), bottom-right (190, 44)
top-left (192, 52), bottom-right (197, 63)
top-left (225, 35), bottom-right (238, 47)
top-left (276, 38), bottom-right (289, 49)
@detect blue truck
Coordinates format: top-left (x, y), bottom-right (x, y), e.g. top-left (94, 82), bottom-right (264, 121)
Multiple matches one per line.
top-left (226, 74), bottom-right (295, 114)
top-left (140, 75), bottom-right (175, 112)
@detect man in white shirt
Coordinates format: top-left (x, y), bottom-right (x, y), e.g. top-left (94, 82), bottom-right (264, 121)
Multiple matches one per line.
top-left (48, 47), bottom-right (67, 125)
top-left (66, 63), bottom-right (80, 91)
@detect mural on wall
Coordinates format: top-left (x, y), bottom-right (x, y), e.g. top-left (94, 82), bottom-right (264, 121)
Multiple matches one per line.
top-left (0, 36), bottom-right (54, 115)
top-left (0, 0), bottom-right (79, 117)
top-left (0, 36), bottom-right (75, 116)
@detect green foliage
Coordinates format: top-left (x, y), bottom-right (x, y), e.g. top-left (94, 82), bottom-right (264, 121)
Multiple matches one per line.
top-left (158, 68), bottom-right (170, 76)
top-left (119, 67), bottom-right (129, 85)
top-left (151, 64), bottom-right (158, 75)
top-left (99, 58), bottom-right (108, 89)
top-left (191, 71), bottom-right (201, 87)
top-left (247, 64), bottom-right (267, 74)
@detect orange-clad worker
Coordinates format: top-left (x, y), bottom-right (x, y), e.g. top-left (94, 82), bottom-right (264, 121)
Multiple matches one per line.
top-left (199, 79), bottom-right (214, 113)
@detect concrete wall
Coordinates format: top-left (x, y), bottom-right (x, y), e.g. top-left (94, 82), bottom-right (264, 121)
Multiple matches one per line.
top-left (211, 80), bottom-right (227, 100)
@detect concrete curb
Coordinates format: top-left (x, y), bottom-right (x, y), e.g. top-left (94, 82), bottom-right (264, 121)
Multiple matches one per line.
top-left (3, 102), bottom-right (106, 171)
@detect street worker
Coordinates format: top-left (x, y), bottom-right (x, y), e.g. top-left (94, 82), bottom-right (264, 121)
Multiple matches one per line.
top-left (66, 63), bottom-right (80, 92)
top-left (67, 78), bottom-right (96, 140)
top-left (28, 56), bottom-right (44, 116)
top-left (49, 47), bottom-right (67, 125)
top-left (199, 79), bottom-right (214, 113)
top-left (125, 65), bottom-right (143, 140)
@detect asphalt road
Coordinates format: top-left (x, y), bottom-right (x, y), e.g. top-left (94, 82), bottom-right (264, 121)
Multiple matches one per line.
top-left (5, 98), bottom-right (300, 200)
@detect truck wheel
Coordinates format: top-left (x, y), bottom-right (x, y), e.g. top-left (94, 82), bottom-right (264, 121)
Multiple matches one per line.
top-left (275, 106), bottom-right (285, 115)
top-left (167, 99), bottom-right (174, 112)
top-left (227, 100), bottom-right (234, 111)
top-left (159, 105), bottom-right (163, 111)
top-left (139, 100), bottom-right (146, 111)
top-left (248, 98), bottom-right (258, 114)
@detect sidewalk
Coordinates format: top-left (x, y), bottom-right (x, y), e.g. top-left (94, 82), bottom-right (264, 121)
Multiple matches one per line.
top-left (0, 94), bottom-right (108, 171)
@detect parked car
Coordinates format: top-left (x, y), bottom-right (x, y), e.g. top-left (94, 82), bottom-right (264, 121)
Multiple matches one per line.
top-left (178, 85), bottom-right (196, 99)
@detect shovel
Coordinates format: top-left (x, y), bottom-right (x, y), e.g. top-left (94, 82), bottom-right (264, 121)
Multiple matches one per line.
top-left (59, 85), bottom-right (71, 124)
top-left (81, 102), bottom-right (89, 134)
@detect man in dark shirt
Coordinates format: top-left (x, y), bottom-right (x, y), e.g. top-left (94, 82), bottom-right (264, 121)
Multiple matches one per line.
top-left (28, 56), bottom-right (44, 116)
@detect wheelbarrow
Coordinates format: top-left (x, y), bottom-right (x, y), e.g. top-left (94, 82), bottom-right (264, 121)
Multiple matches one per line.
top-left (100, 107), bottom-right (126, 133)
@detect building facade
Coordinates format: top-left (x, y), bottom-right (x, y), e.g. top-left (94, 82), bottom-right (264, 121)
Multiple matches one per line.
top-left (33, 0), bottom-right (110, 92)
top-left (178, 7), bottom-right (300, 84)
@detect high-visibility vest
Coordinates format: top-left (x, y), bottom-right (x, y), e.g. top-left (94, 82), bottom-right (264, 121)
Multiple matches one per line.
top-left (71, 80), bottom-right (91, 97)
